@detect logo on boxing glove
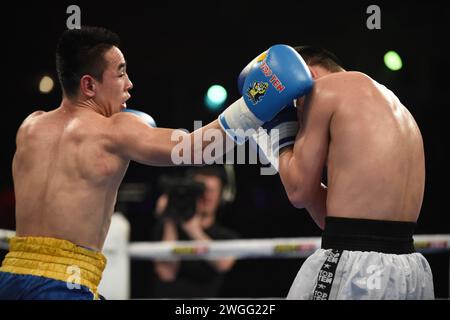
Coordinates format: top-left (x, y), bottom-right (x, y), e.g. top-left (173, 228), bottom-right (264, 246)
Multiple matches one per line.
top-left (246, 81), bottom-right (269, 104)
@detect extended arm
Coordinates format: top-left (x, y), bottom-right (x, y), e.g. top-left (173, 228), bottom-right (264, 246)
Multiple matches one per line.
top-left (109, 45), bottom-right (313, 167)
top-left (109, 112), bottom-right (231, 166)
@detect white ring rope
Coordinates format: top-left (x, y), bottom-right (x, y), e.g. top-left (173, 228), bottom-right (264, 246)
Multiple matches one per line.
top-left (1, 229), bottom-right (449, 260)
top-left (129, 235), bottom-right (450, 260)
top-left (130, 237), bottom-right (321, 260)
top-left (0, 229), bottom-right (15, 250)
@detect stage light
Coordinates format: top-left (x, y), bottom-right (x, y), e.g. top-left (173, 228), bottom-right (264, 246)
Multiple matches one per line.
top-left (384, 51), bottom-right (403, 71)
top-left (205, 85), bottom-right (227, 111)
top-left (39, 76), bottom-right (54, 93)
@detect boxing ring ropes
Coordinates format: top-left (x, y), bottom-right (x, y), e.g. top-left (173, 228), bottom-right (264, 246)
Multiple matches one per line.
top-left (1, 227), bottom-right (449, 298)
top-left (1, 229), bottom-right (449, 259)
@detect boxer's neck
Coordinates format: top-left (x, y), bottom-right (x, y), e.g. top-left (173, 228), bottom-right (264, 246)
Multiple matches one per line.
top-left (61, 96), bottom-right (107, 117)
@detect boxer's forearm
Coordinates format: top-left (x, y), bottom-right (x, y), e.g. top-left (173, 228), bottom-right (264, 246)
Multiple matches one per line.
top-left (278, 147), bottom-right (309, 207)
top-left (187, 120), bottom-right (236, 164)
top-left (305, 184), bottom-right (328, 230)
top-left (279, 147), bottom-right (327, 229)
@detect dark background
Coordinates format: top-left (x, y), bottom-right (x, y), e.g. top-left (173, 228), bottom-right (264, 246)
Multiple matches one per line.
top-left (0, 1), bottom-right (449, 298)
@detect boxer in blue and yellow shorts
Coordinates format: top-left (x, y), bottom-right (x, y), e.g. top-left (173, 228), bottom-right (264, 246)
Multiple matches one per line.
top-left (6, 27), bottom-right (313, 299)
top-left (0, 237), bottom-right (106, 300)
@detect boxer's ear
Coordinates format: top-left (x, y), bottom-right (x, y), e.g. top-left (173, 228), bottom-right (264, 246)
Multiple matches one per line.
top-left (308, 66), bottom-right (319, 80)
top-left (80, 75), bottom-right (96, 98)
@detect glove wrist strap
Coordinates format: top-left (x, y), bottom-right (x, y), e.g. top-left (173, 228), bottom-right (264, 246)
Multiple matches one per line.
top-left (218, 97), bottom-right (263, 144)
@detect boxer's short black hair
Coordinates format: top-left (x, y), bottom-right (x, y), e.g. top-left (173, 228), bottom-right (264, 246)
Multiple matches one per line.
top-left (294, 46), bottom-right (344, 72)
top-left (56, 26), bottom-right (120, 98)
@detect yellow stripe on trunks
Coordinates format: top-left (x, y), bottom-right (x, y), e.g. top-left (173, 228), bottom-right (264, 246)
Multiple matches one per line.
top-left (0, 236), bottom-right (107, 296)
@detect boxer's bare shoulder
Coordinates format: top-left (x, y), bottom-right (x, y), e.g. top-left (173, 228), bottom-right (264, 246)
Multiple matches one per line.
top-left (30, 110), bottom-right (47, 117)
top-left (24, 110), bottom-right (47, 122)
top-left (311, 71), bottom-right (395, 114)
top-left (314, 71), bottom-right (375, 94)
top-left (20, 110), bottom-right (48, 127)
top-left (15, 110), bottom-right (47, 140)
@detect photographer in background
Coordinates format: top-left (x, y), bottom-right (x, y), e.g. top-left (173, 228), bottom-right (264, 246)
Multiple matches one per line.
top-left (151, 166), bottom-right (239, 298)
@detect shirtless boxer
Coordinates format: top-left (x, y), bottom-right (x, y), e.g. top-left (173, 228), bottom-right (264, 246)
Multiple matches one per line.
top-left (0, 26), bottom-right (313, 299)
top-left (273, 46), bottom-right (434, 299)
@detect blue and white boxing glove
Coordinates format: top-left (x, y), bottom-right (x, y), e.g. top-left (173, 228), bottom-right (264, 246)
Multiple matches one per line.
top-left (219, 44), bottom-right (312, 144)
top-left (237, 51), bottom-right (267, 96)
top-left (122, 108), bottom-right (157, 127)
top-left (250, 105), bottom-right (298, 171)
top-left (237, 50), bottom-right (297, 112)
top-left (262, 104), bottom-right (298, 153)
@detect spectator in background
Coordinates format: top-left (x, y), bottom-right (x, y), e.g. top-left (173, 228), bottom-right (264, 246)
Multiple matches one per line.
top-left (151, 166), bottom-right (239, 298)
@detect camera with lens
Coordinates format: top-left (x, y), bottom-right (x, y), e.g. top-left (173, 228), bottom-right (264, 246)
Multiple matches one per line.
top-left (159, 175), bottom-right (205, 221)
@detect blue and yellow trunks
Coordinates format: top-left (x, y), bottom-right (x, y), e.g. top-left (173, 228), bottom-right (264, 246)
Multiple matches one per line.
top-left (0, 236), bottom-right (106, 300)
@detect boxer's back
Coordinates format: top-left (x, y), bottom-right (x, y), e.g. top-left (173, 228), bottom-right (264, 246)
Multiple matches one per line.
top-left (325, 72), bottom-right (425, 222)
top-left (13, 107), bottom-right (129, 250)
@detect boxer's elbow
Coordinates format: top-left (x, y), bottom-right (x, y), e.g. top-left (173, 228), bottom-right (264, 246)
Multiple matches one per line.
top-left (286, 185), bottom-right (314, 209)
top-left (282, 165), bottom-right (321, 210)
top-left (315, 218), bottom-right (326, 230)
top-left (288, 195), bottom-right (307, 209)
